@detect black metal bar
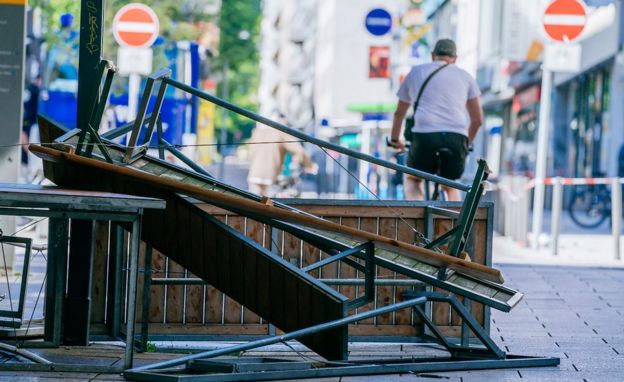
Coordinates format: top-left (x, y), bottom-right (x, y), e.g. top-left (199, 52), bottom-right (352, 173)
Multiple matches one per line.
top-left (101, 114), bottom-right (153, 140)
top-left (63, 220), bottom-right (95, 345)
top-left (364, 242), bottom-right (375, 301)
top-left (302, 242), bottom-right (371, 272)
top-left (126, 296), bottom-right (427, 373)
top-left (424, 226), bottom-right (458, 250)
top-left (139, 245), bottom-right (153, 352)
top-left (413, 305), bottom-right (454, 350)
top-left (156, 118), bottom-right (165, 159)
top-left (142, 78), bottom-right (169, 146)
top-left (124, 77), bottom-right (157, 163)
top-left (427, 206), bottom-right (460, 219)
top-left (162, 77), bottom-right (470, 192)
top-left (160, 138), bottom-right (211, 176)
top-left (150, 278), bottom-right (425, 286)
top-left (85, 61), bottom-right (116, 157)
top-left (448, 159), bottom-right (490, 257)
top-left (424, 292), bottom-right (505, 359)
top-left (76, 60), bottom-right (107, 155)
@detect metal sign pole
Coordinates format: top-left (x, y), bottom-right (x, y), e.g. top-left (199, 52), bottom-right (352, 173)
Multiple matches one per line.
top-left (77, 0), bottom-right (103, 130)
top-left (531, 68), bottom-right (553, 249)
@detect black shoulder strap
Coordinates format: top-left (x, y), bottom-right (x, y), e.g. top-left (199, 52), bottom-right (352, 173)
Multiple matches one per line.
top-left (412, 63), bottom-right (449, 115)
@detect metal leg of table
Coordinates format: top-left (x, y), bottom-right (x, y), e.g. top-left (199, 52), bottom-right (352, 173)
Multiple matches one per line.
top-left (44, 217), bottom-right (69, 346)
top-left (125, 217), bottom-right (142, 369)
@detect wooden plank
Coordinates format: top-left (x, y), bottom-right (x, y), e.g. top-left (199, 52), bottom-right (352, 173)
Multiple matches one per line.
top-left (319, 217), bottom-right (339, 290)
top-left (185, 211), bottom-right (205, 323)
top-left (357, 217), bottom-right (378, 325)
top-left (268, 259), bottom-right (285, 326)
top-left (242, 218), bottom-right (262, 324)
top-left (337, 217), bottom-right (358, 302)
top-left (348, 324), bottom-right (418, 337)
top-left (376, 217), bottom-right (397, 325)
top-left (255, 251), bottom-right (272, 323)
top-left (282, 231), bottom-right (301, 268)
top-left (90, 221), bottom-right (109, 324)
top-left (223, 216), bottom-right (244, 324)
top-left (146, 323), bottom-right (270, 336)
top-left (396, 218), bottom-right (421, 327)
top-left (148, 249), bottom-right (166, 323)
top-left (282, 271), bottom-right (300, 331)
top-left (432, 218), bottom-right (454, 328)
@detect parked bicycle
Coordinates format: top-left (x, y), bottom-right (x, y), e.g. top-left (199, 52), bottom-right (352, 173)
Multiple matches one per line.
top-left (567, 183), bottom-right (611, 229)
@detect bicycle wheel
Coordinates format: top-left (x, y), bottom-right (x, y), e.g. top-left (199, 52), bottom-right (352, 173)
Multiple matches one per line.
top-left (567, 185), bottom-right (610, 229)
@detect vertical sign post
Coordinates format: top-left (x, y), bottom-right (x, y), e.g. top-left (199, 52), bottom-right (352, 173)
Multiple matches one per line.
top-left (65, 0), bottom-right (104, 346)
top-left (113, 3), bottom-right (159, 120)
top-left (532, 0), bottom-right (586, 249)
top-left (0, 0), bottom-right (27, 268)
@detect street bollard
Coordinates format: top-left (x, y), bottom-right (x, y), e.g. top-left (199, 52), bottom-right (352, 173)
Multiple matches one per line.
top-left (612, 178), bottom-right (622, 261)
top-left (551, 177), bottom-right (562, 256)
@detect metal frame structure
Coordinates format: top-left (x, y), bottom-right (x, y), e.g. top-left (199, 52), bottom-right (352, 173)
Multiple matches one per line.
top-left (0, 184), bottom-right (165, 372)
top-left (74, 62), bottom-right (488, 261)
top-left (36, 62), bottom-right (560, 378)
top-left (0, 233), bottom-right (31, 328)
top-left (123, 291), bottom-right (559, 381)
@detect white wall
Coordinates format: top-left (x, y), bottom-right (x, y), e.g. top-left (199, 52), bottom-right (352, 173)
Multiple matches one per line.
top-left (314, 0), bottom-right (406, 122)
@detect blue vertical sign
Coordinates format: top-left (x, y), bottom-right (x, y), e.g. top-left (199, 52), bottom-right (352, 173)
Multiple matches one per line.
top-left (365, 8), bottom-right (392, 36)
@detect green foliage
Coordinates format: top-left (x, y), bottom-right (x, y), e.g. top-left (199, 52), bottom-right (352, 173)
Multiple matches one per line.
top-left (146, 342), bottom-right (157, 353)
top-left (216, 0), bottom-right (262, 135)
top-left (30, 0), bottom-right (80, 45)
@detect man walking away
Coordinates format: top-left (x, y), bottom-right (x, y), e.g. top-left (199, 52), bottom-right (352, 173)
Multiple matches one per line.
top-left (388, 39), bottom-right (483, 201)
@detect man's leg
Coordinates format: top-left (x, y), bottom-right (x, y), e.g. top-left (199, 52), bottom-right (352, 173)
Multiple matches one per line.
top-left (404, 175), bottom-right (424, 200)
top-left (442, 185), bottom-right (460, 201)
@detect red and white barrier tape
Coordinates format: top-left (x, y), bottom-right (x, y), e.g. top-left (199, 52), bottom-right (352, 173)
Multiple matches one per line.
top-left (488, 177), bottom-right (624, 201)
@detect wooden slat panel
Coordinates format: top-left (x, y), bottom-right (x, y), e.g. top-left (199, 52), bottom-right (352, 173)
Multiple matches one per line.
top-left (90, 221), bottom-right (109, 324)
top-left (242, 219), bottom-right (262, 324)
top-left (319, 217), bottom-right (340, 289)
top-left (376, 217), bottom-right (397, 325)
top-left (149, 250), bottom-right (166, 322)
top-left (337, 218), bottom-right (358, 303)
top-left (357, 217), bottom-right (378, 325)
top-left (185, 211), bottom-right (204, 323)
top-left (223, 216), bottom-right (244, 324)
top-left (396, 218), bottom-right (421, 327)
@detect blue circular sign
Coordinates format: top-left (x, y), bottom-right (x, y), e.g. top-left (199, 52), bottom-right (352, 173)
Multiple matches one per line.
top-left (365, 8), bottom-right (392, 36)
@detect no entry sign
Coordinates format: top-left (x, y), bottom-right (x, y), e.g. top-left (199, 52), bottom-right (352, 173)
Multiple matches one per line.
top-left (113, 3), bottom-right (159, 48)
top-left (543, 0), bottom-right (587, 42)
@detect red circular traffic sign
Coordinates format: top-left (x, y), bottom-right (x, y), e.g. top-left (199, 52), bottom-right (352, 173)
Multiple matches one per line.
top-left (113, 3), bottom-right (160, 48)
top-left (543, 0), bottom-right (587, 42)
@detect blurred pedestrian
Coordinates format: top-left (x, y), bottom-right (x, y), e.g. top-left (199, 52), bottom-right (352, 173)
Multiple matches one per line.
top-left (388, 38), bottom-right (483, 201)
top-left (247, 112), bottom-right (317, 197)
top-left (21, 75), bottom-right (41, 164)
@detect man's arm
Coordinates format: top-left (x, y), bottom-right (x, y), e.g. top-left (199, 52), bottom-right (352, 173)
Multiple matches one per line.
top-left (466, 97), bottom-right (483, 144)
top-left (390, 100), bottom-right (410, 150)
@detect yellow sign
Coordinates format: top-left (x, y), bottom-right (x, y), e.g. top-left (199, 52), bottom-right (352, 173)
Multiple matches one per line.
top-left (197, 100), bottom-right (216, 166)
top-left (403, 24), bottom-right (432, 48)
top-left (0, 0), bottom-right (27, 5)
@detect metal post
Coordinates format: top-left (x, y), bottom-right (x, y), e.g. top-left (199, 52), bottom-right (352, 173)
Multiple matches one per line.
top-left (125, 217), bottom-right (142, 368)
top-left (612, 178), bottom-right (622, 260)
top-left (44, 217), bottom-right (69, 345)
top-left (551, 177), bottom-right (562, 256)
top-left (218, 60), bottom-right (229, 179)
top-left (77, 0), bottom-right (103, 130)
top-left (531, 69), bottom-right (553, 249)
top-left (128, 73), bottom-right (141, 122)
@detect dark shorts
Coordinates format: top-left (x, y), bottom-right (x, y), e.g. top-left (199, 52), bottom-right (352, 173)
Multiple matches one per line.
top-left (406, 132), bottom-right (469, 180)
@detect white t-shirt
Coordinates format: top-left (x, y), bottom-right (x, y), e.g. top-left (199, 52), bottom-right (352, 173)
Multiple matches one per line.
top-left (396, 60), bottom-right (481, 137)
